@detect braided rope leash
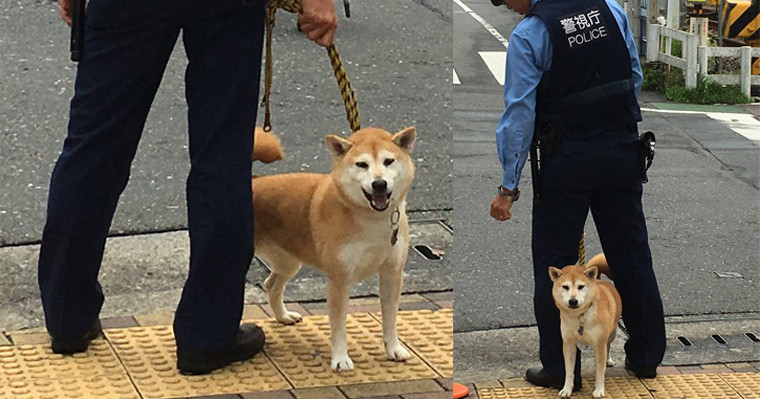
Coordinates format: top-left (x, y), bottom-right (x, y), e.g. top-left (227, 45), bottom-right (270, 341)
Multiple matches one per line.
top-left (263, 0), bottom-right (361, 133)
top-left (578, 232), bottom-right (586, 267)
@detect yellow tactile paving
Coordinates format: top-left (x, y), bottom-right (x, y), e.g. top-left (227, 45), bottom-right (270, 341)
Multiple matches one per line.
top-left (477, 386), bottom-right (555, 399)
top-left (641, 374), bottom-right (742, 399)
top-left (478, 377), bottom-right (652, 399)
top-left (373, 308), bottom-right (453, 377)
top-left (720, 372), bottom-right (760, 399)
top-left (0, 340), bottom-right (125, 381)
top-left (104, 325), bottom-right (291, 398)
top-left (0, 374), bottom-right (139, 399)
top-left (262, 313), bottom-right (438, 388)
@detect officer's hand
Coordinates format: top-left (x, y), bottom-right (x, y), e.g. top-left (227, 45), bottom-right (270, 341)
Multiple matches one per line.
top-left (299, 0), bottom-right (338, 47)
top-left (490, 194), bottom-right (514, 222)
top-left (58, 0), bottom-right (74, 26)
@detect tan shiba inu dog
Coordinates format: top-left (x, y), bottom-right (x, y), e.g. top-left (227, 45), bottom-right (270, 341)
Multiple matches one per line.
top-left (549, 253), bottom-right (622, 398)
top-left (252, 126), bottom-right (416, 371)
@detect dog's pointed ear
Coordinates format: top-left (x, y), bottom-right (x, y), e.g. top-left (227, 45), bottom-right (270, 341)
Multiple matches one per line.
top-left (325, 134), bottom-right (353, 158)
top-left (584, 266), bottom-right (599, 280)
top-left (392, 126), bottom-right (416, 152)
top-left (548, 267), bottom-right (562, 282)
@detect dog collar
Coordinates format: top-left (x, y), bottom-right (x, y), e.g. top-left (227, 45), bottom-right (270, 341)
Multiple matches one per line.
top-left (577, 303), bottom-right (593, 335)
top-left (390, 208), bottom-right (400, 245)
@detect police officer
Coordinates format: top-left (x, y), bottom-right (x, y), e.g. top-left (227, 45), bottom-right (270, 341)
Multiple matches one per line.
top-left (489, 0), bottom-right (666, 390)
top-left (40, 0), bottom-right (336, 375)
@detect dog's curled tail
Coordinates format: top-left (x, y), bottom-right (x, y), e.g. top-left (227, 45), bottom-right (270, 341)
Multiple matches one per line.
top-left (586, 253), bottom-right (613, 280)
top-left (253, 127), bottom-right (285, 163)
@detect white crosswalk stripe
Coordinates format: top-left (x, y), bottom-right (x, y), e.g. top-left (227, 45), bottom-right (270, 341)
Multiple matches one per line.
top-left (641, 107), bottom-right (760, 142)
top-left (452, 52), bottom-right (507, 86)
top-left (478, 51), bottom-right (506, 86)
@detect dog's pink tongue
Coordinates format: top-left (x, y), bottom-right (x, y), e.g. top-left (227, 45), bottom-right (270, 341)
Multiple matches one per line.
top-left (372, 194), bottom-right (388, 209)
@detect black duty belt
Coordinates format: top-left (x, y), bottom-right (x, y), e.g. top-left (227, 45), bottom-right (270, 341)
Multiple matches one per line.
top-left (539, 78), bottom-right (634, 111)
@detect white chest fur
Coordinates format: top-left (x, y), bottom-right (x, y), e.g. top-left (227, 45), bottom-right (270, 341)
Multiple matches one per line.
top-left (561, 305), bottom-right (601, 345)
top-left (338, 212), bottom-right (406, 282)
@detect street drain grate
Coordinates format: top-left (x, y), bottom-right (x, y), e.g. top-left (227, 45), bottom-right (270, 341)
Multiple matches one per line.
top-left (745, 333), bottom-right (759, 342)
top-left (711, 334), bottom-right (727, 344)
top-left (677, 336), bottom-right (693, 346)
top-left (714, 271), bottom-right (744, 278)
top-left (413, 245), bottom-right (443, 261)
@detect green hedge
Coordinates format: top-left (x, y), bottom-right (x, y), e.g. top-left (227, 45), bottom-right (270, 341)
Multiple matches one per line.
top-left (643, 63), bottom-right (750, 104)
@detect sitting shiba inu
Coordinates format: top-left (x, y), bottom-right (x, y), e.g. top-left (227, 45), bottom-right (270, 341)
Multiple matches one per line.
top-left (549, 253), bottom-right (621, 398)
top-left (252, 126), bottom-right (416, 371)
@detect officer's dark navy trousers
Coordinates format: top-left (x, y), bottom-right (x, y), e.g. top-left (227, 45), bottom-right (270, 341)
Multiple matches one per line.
top-left (532, 139), bottom-right (666, 378)
top-left (38, 0), bottom-right (265, 352)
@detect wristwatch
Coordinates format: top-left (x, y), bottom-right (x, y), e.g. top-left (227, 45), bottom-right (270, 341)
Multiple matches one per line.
top-left (498, 185), bottom-right (520, 202)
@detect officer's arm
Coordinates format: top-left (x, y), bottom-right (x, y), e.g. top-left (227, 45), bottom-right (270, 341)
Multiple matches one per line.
top-left (626, 31), bottom-right (644, 98)
top-left (496, 22), bottom-right (549, 191)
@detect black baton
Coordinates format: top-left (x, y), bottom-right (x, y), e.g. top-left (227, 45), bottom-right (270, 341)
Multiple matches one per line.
top-left (70, 0), bottom-right (85, 62)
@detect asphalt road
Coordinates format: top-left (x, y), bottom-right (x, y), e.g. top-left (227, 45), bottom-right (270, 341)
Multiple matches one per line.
top-left (452, 0), bottom-right (760, 332)
top-left (0, 0), bottom-right (453, 245)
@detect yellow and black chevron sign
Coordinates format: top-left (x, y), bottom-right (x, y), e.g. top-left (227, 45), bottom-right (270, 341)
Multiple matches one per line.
top-left (722, 0), bottom-right (759, 39)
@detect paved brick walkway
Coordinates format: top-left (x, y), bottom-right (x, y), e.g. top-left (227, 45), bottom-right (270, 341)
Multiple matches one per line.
top-left (0, 293), bottom-right (453, 399)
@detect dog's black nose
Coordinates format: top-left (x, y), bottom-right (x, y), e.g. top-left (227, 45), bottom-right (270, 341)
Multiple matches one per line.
top-left (568, 298), bottom-right (578, 307)
top-left (372, 179), bottom-right (388, 192)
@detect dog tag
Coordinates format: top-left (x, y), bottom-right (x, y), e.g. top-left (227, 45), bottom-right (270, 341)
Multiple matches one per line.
top-left (391, 228), bottom-right (399, 246)
top-left (577, 325), bottom-right (584, 335)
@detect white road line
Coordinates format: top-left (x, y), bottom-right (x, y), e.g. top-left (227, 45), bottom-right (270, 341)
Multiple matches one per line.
top-left (453, 69), bottom-right (461, 85)
top-left (704, 113), bottom-right (760, 142)
top-left (452, 0), bottom-right (509, 48)
top-left (479, 51), bottom-right (506, 85)
top-left (641, 107), bottom-right (760, 142)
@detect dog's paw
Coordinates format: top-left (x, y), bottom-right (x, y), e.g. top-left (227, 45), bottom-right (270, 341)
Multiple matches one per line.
top-left (558, 387), bottom-right (573, 398)
top-left (276, 311), bottom-right (303, 325)
top-left (330, 353), bottom-right (354, 372)
top-left (606, 358), bottom-right (615, 367)
top-left (592, 387), bottom-right (606, 398)
top-left (385, 342), bottom-right (411, 361)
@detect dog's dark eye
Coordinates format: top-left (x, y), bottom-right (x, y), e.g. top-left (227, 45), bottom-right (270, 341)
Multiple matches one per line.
top-left (562, 285), bottom-right (569, 291)
top-left (578, 285), bottom-right (585, 290)
top-left (355, 161), bottom-right (369, 169)
top-left (384, 158), bottom-right (395, 166)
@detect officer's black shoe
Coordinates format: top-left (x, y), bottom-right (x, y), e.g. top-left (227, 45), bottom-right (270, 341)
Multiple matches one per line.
top-left (177, 324), bottom-right (266, 375)
top-left (51, 319), bottom-right (102, 355)
top-left (624, 357), bottom-right (657, 379)
top-left (525, 367), bottom-right (582, 392)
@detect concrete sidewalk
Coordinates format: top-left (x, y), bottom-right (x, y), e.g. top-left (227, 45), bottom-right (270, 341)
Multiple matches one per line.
top-left (0, 293), bottom-right (453, 399)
